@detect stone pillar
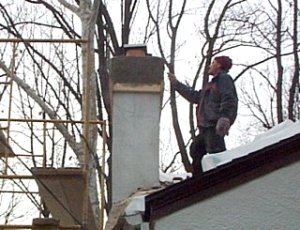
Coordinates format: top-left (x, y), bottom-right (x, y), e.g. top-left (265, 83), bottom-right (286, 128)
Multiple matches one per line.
top-left (110, 54), bottom-right (164, 203)
top-left (32, 218), bottom-right (59, 230)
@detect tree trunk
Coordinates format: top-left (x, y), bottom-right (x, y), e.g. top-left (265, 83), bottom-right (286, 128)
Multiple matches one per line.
top-left (275, 0), bottom-right (283, 123)
top-left (78, 0), bottom-right (101, 226)
top-left (288, 0), bottom-right (299, 120)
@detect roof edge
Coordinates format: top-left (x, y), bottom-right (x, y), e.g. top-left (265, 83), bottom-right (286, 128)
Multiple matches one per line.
top-left (144, 133), bottom-right (300, 222)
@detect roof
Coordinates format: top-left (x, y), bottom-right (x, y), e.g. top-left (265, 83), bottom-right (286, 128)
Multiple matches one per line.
top-left (144, 123), bottom-right (300, 222)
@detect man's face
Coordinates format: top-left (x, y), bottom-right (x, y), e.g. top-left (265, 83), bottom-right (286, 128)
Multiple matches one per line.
top-left (208, 60), bottom-right (221, 76)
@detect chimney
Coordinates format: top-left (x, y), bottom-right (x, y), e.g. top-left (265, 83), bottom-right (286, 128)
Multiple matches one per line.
top-left (110, 44), bottom-right (164, 203)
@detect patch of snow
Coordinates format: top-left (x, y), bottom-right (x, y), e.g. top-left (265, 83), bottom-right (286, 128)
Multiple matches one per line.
top-left (125, 195), bottom-right (146, 216)
top-left (160, 171), bottom-right (192, 183)
top-left (202, 119), bottom-right (300, 171)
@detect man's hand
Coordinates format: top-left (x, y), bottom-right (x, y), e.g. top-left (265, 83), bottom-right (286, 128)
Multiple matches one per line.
top-left (216, 117), bottom-right (230, 136)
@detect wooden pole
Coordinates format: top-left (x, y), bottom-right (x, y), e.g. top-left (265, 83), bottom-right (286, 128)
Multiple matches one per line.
top-left (81, 36), bottom-right (92, 229)
top-left (0, 118), bottom-right (105, 124)
top-left (0, 38), bottom-right (88, 43)
top-left (99, 121), bottom-right (107, 229)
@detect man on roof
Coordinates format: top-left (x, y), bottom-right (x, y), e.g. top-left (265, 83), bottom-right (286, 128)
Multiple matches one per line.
top-left (168, 56), bottom-right (238, 176)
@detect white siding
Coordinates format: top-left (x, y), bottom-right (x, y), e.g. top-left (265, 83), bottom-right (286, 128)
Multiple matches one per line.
top-left (155, 160), bottom-right (300, 230)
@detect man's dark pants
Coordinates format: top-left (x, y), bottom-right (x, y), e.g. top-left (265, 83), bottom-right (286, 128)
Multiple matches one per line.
top-left (190, 127), bottom-right (226, 176)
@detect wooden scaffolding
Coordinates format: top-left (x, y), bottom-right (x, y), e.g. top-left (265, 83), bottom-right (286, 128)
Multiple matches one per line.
top-left (0, 38), bottom-right (107, 230)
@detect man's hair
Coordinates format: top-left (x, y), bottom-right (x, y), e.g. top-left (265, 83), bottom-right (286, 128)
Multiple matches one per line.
top-left (214, 56), bottom-right (232, 72)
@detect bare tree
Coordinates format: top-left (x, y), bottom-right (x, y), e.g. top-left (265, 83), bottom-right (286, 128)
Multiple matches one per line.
top-left (146, 0), bottom-right (299, 174)
top-left (146, 0), bottom-right (260, 173)
top-left (0, 0), bottom-right (299, 227)
top-left (288, 0), bottom-right (299, 120)
top-left (0, 0), bottom-right (144, 225)
top-left (0, 0), bottom-right (103, 225)
top-left (146, 0), bottom-right (193, 173)
top-left (237, 0), bottom-right (300, 131)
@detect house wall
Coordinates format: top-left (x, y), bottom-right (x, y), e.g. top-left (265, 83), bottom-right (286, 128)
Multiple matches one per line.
top-left (154, 161), bottom-right (300, 229)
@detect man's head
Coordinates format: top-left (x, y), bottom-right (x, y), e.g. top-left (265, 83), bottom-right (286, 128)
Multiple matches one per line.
top-left (208, 56), bottom-right (232, 76)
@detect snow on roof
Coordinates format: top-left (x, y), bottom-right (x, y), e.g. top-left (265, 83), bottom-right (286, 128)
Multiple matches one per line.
top-left (202, 119), bottom-right (300, 171)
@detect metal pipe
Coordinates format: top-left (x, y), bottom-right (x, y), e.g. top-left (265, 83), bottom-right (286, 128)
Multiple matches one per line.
top-left (0, 118), bottom-right (105, 124)
top-left (0, 224), bottom-right (81, 229)
top-left (0, 38), bottom-right (88, 43)
top-left (0, 175), bottom-right (34, 179)
top-left (14, 154), bottom-right (43, 157)
top-left (0, 190), bottom-right (39, 194)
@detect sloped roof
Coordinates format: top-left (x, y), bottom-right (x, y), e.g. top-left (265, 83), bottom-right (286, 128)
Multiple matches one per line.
top-left (144, 122), bottom-right (300, 222)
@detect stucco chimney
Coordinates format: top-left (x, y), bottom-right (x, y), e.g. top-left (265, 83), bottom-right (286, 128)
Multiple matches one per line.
top-left (110, 46), bottom-right (164, 203)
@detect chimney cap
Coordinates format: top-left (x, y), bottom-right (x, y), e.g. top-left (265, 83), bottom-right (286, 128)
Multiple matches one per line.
top-left (124, 44), bottom-right (148, 56)
top-left (124, 43), bottom-right (147, 51)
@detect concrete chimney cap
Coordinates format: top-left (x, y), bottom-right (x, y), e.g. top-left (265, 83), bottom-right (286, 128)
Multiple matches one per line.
top-left (124, 43), bottom-right (147, 51)
top-left (110, 56), bottom-right (164, 84)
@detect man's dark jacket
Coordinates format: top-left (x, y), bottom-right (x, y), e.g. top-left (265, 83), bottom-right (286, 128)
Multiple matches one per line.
top-left (174, 71), bottom-right (238, 128)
